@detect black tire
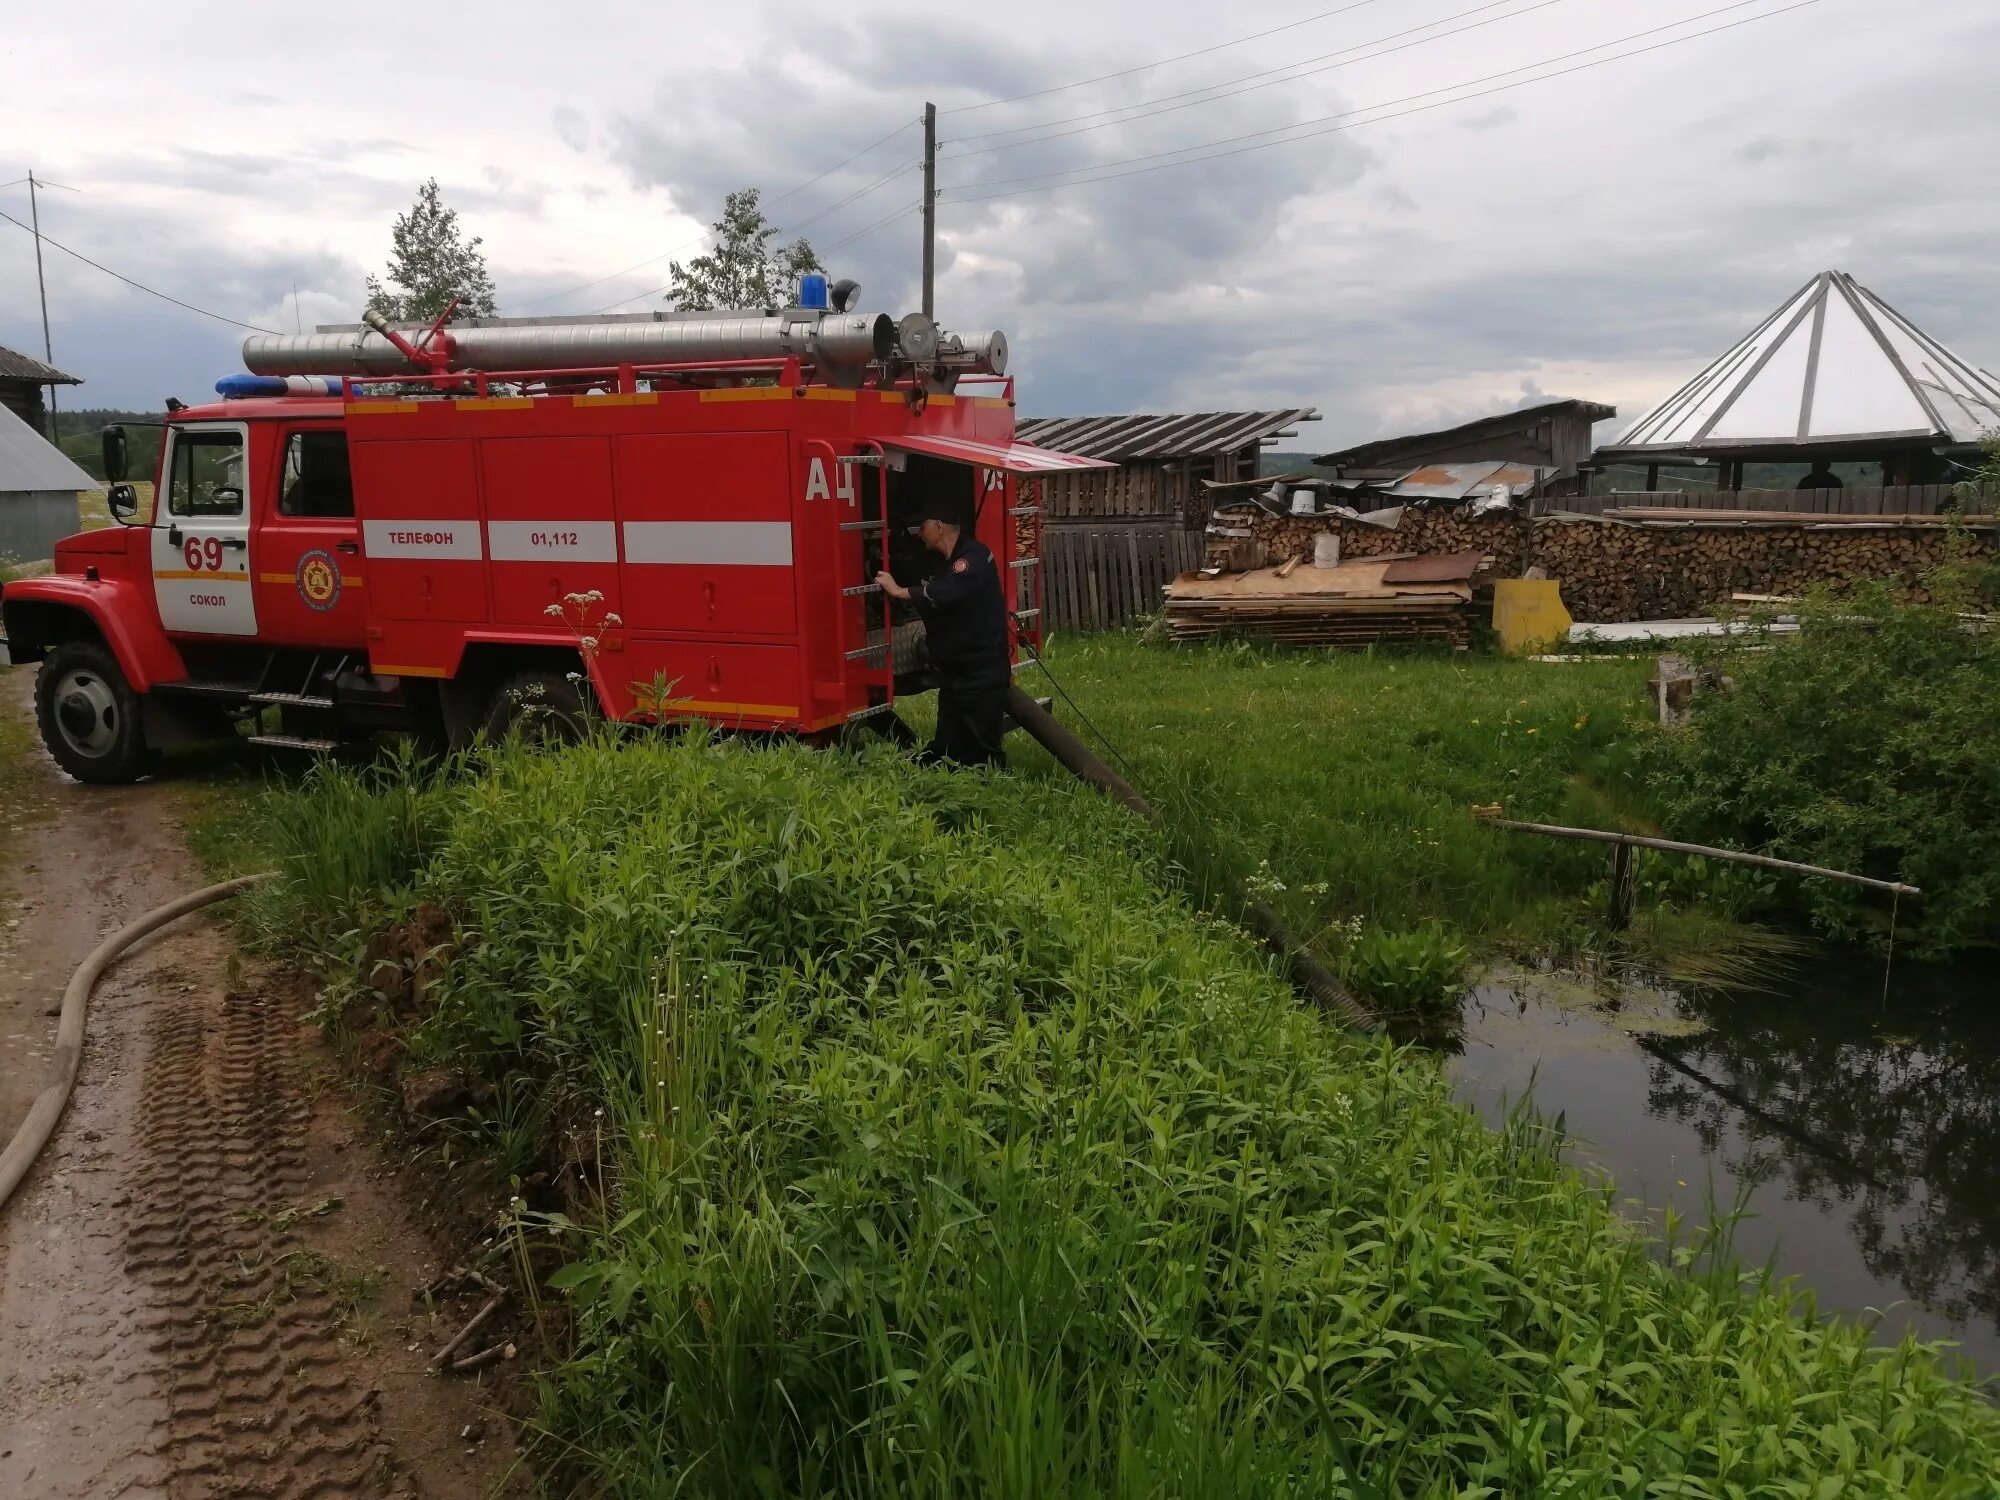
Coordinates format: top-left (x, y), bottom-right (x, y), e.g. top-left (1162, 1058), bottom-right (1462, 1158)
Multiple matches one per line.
top-left (482, 668), bottom-right (590, 746)
top-left (34, 640), bottom-right (155, 785)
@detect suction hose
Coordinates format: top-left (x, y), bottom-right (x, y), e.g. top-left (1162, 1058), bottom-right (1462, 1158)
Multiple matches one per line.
top-left (1003, 687), bottom-right (1379, 1032)
top-left (0, 872), bottom-right (273, 1215)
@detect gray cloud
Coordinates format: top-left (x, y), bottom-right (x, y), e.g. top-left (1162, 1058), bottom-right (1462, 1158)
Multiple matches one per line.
top-left (552, 107), bottom-right (590, 154)
top-left (8, 0), bottom-right (1998, 455)
top-left (1458, 105), bottom-right (1519, 132)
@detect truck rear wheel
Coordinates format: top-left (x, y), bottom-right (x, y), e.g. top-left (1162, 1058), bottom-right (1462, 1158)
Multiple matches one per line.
top-left (482, 668), bottom-right (590, 746)
top-left (35, 641), bottom-right (155, 785)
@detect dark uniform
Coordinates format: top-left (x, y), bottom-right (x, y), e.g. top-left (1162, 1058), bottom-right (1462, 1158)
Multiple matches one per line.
top-left (911, 532), bottom-right (1010, 768)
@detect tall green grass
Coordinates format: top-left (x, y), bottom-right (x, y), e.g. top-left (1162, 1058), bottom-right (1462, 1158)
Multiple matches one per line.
top-left (235, 732), bottom-right (2000, 1497)
top-left (1011, 636), bottom-right (1655, 962)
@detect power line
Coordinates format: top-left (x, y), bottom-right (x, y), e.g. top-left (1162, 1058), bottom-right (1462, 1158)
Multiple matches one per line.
top-left (822, 201), bottom-right (922, 256)
top-left (0, 208), bottom-right (278, 334)
top-left (765, 116), bottom-right (921, 210)
top-left (946, 0), bottom-right (1558, 156)
top-left (944, 0), bottom-right (1815, 203)
top-left (515, 116), bottom-right (921, 312)
top-left (940, 0), bottom-right (1395, 115)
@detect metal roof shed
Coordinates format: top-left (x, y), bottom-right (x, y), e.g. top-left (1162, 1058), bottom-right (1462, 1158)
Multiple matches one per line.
top-left (1314, 398), bottom-right (1615, 483)
top-left (1013, 408), bottom-right (1320, 521)
top-left (1597, 271), bottom-right (2000, 483)
top-left (0, 398), bottom-right (95, 565)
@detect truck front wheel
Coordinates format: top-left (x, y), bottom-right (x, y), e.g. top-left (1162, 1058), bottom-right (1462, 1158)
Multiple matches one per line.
top-left (35, 641), bottom-right (155, 785)
top-left (482, 668), bottom-right (590, 747)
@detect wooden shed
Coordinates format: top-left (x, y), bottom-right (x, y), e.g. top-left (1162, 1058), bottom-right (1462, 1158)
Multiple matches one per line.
top-left (0, 344), bottom-right (81, 438)
top-left (1315, 398), bottom-right (1613, 488)
top-left (1017, 409), bottom-right (1320, 524)
top-left (1011, 409), bottom-right (1320, 630)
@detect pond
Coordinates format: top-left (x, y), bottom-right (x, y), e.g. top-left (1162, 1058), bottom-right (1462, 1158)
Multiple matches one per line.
top-left (1447, 952), bottom-right (2000, 1377)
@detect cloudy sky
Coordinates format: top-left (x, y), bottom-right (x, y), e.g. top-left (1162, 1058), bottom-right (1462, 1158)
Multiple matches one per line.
top-left (4, 0), bottom-right (1996, 449)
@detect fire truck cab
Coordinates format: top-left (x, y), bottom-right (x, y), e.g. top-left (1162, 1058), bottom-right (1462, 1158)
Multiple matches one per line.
top-left (1, 295), bottom-right (1110, 783)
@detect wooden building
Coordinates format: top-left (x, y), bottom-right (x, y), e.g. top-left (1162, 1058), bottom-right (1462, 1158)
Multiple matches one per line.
top-left (1011, 409), bottom-right (1320, 630)
top-left (1016, 409), bottom-right (1319, 524)
top-left (1314, 398), bottom-right (1613, 486)
top-left (0, 344), bottom-right (80, 438)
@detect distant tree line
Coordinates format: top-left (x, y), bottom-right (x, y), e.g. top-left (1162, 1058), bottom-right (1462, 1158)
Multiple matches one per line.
top-left (50, 408), bottom-right (161, 482)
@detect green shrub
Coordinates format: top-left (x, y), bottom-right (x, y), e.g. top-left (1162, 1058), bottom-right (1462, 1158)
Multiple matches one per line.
top-left (236, 733), bottom-right (2000, 1497)
top-left (1333, 921), bottom-right (1466, 1012)
top-left (1635, 565), bottom-right (2000, 953)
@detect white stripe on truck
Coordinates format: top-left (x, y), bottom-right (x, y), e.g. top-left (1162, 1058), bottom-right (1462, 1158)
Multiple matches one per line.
top-left (487, 520), bottom-right (619, 563)
top-left (363, 519), bottom-right (484, 559)
top-left (622, 521), bottom-right (793, 567)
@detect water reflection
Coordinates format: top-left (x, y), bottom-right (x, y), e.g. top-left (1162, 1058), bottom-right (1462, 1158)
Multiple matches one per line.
top-left (1448, 955), bottom-right (2000, 1374)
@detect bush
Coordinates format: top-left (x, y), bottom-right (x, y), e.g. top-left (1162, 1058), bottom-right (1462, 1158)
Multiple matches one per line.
top-left (1333, 921), bottom-right (1466, 1012)
top-left (1636, 564), bottom-right (2000, 953)
top-left (236, 733), bottom-right (2000, 1497)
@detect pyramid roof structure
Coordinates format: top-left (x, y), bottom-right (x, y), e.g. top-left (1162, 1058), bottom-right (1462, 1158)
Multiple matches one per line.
top-left (1599, 271), bottom-right (2000, 460)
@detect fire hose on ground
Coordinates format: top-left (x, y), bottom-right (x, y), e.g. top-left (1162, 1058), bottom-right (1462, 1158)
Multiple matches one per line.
top-left (1003, 685), bottom-right (1380, 1033)
top-left (0, 873), bottom-right (274, 1215)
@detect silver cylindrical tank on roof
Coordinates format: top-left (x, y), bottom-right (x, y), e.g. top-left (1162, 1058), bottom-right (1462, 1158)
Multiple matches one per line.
top-left (242, 311), bottom-right (898, 377)
top-left (944, 330), bottom-right (1006, 376)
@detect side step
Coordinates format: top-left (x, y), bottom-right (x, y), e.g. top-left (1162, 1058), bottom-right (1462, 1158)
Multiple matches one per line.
top-left (249, 690), bottom-right (336, 709)
top-left (155, 679), bottom-right (261, 700)
top-left (245, 733), bottom-right (340, 753)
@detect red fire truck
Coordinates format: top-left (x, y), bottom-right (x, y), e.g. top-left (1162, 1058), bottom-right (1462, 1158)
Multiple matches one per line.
top-left (1, 290), bottom-right (1112, 783)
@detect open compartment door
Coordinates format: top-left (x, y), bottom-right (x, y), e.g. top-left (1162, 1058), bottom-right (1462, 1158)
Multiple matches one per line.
top-left (875, 435), bottom-right (1118, 475)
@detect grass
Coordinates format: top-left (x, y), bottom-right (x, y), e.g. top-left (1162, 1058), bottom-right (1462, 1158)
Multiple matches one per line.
top-left (216, 731), bottom-right (2000, 1498)
top-left (1008, 634), bottom-right (1674, 982)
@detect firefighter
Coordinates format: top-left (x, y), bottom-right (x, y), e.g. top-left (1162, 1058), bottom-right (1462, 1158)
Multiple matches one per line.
top-left (875, 500), bottom-right (1010, 768)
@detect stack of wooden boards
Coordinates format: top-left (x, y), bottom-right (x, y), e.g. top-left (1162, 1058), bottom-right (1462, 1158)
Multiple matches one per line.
top-left (1163, 552), bottom-right (1480, 648)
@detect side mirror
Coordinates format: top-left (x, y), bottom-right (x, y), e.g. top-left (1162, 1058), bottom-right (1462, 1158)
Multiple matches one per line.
top-left (107, 484), bottom-right (140, 524)
top-left (101, 425), bottom-right (129, 483)
top-left (213, 487), bottom-right (243, 508)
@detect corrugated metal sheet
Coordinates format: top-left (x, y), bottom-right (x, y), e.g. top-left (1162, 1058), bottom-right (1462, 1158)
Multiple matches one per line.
top-left (0, 399), bottom-right (100, 494)
top-left (1380, 460), bottom-right (1548, 501)
top-left (1014, 408), bottom-right (1319, 462)
top-left (0, 344), bottom-right (80, 384)
top-left (1602, 270), bottom-right (2000, 456)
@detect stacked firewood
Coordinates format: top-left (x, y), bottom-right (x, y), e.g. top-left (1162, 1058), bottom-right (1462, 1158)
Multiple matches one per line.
top-left (1239, 507), bottom-right (1998, 623)
top-left (1533, 514), bottom-right (1996, 621)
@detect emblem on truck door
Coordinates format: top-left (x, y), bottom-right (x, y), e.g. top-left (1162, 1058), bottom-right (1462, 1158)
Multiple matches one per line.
top-left (295, 549), bottom-right (344, 611)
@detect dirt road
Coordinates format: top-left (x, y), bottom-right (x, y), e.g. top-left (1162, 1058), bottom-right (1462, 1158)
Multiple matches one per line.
top-left (0, 664), bottom-right (522, 1498)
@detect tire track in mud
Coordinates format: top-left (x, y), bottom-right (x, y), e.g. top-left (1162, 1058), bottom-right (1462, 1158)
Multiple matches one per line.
top-left (124, 988), bottom-right (390, 1498)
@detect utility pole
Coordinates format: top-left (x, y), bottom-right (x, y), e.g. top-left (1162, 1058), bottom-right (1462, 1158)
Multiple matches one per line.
top-left (28, 170), bottom-right (58, 439)
top-left (921, 101), bottom-right (937, 320)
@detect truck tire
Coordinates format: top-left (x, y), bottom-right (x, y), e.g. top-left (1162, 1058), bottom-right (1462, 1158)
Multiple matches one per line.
top-left (34, 641), bottom-right (155, 785)
top-left (482, 668), bottom-right (590, 746)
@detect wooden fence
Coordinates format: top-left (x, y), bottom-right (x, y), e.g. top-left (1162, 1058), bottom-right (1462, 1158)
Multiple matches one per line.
top-left (1533, 484), bottom-right (1982, 518)
top-left (1035, 520), bottom-right (1203, 632)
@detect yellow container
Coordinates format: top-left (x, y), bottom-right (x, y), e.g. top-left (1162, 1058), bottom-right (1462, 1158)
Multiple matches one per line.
top-left (1492, 579), bottom-right (1572, 654)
